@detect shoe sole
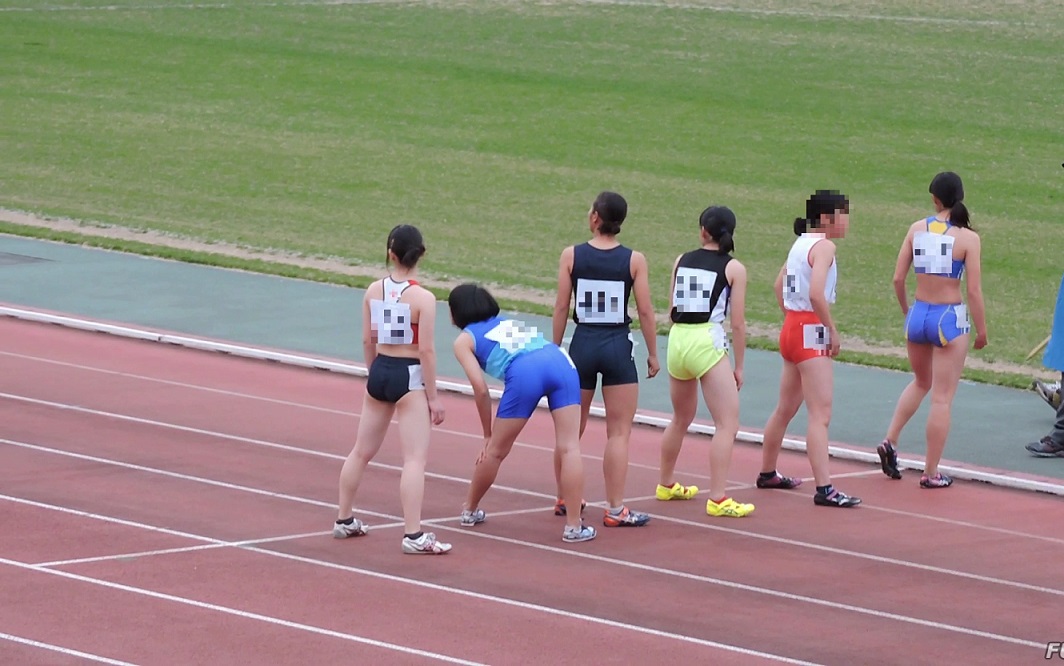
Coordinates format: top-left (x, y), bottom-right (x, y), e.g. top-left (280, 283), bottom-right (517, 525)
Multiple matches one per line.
top-left (876, 447), bottom-right (902, 480)
top-left (813, 498), bottom-right (862, 507)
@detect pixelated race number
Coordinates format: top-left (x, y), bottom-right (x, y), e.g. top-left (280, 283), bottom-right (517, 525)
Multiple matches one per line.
top-left (674, 267), bottom-right (716, 313)
top-left (485, 319), bottom-right (541, 353)
top-left (370, 300), bottom-right (413, 345)
top-left (913, 232), bottom-right (956, 275)
top-left (802, 323), bottom-right (830, 351)
top-left (784, 269), bottom-right (801, 295)
top-left (574, 278), bottom-right (624, 324)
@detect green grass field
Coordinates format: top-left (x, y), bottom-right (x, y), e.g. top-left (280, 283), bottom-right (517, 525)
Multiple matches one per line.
top-left (1, 0), bottom-right (1061, 369)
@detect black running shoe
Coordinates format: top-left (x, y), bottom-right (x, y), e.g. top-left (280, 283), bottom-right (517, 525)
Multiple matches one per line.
top-left (755, 473), bottom-right (803, 489)
top-left (877, 440), bottom-right (902, 480)
top-left (813, 489), bottom-right (862, 507)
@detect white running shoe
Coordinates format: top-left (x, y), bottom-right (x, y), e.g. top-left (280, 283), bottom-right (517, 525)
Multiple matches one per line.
top-left (333, 517), bottom-right (368, 539)
top-left (459, 509), bottom-right (486, 527)
top-left (402, 532), bottom-right (452, 554)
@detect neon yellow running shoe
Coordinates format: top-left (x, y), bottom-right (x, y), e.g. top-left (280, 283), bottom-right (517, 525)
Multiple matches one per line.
top-left (706, 497), bottom-right (755, 518)
top-left (656, 482), bottom-right (699, 500)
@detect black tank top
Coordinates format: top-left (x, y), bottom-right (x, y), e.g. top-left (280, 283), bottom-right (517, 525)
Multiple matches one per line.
top-left (670, 249), bottom-right (732, 324)
top-left (570, 242), bottom-right (634, 327)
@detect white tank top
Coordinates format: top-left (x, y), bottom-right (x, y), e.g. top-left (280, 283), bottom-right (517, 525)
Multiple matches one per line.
top-left (782, 234), bottom-right (836, 312)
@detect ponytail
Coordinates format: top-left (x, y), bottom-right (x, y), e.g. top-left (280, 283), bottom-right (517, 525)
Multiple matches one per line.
top-left (949, 201), bottom-right (972, 229)
top-left (793, 217), bottom-right (809, 236)
top-left (386, 224), bottom-right (426, 269)
top-left (717, 230), bottom-right (735, 254)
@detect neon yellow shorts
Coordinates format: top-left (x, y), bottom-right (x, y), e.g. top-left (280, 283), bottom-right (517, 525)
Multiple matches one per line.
top-left (666, 322), bottom-right (729, 381)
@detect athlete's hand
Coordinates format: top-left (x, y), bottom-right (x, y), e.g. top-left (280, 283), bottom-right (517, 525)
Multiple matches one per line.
top-left (828, 327), bottom-right (841, 357)
top-left (973, 332), bottom-right (988, 350)
top-left (646, 354), bottom-right (660, 379)
top-left (475, 438), bottom-right (491, 465)
top-left (428, 398), bottom-right (446, 425)
top-left (733, 368), bottom-right (744, 391)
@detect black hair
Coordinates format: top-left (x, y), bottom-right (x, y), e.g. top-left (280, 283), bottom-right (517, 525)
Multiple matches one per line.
top-left (448, 283), bottom-right (500, 329)
top-left (592, 191), bottom-right (628, 235)
top-left (699, 205), bottom-right (737, 254)
top-left (929, 171), bottom-right (972, 230)
top-left (386, 224), bottom-right (426, 269)
top-left (794, 189), bottom-right (849, 235)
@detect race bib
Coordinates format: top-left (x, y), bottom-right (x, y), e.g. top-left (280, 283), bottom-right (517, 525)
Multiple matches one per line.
top-left (913, 232), bottom-right (956, 275)
top-left (370, 300), bottom-right (413, 345)
top-left (709, 324), bottom-right (730, 352)
top-left (674, 267), bottom-right (716, 313)
top-left (803, 323), bottom-right (830, 351)
top-left (784, 268), bottom-right (802, 296)
top-left (953, 304), bottom-right (970, 333)
top-left (485, 318), bottom-right (542, 353)
top-left (574, 278), bottom-right (625, 324)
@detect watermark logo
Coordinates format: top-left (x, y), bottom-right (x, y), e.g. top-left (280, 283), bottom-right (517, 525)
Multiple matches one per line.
top-left (1046, 642), bottom-right (1064, 659)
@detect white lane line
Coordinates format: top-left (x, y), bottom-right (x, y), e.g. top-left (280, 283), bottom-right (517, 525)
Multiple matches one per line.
top-left (33, 530), bottom-right (330, 568)
top-left (5, 437), bottom-right (1063, 602)
top-left (0, 491), bottom-right (1043, 653)
top-left (0, 633), bottom-right (136, 666)
top-left (4, 387), bottom-right (1063, 546)
top-left (0, 556), bottom-right (486, 665)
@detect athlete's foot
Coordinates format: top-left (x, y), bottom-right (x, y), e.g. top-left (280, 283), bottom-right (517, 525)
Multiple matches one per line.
top-left (656, 482), bottom-right (699, 500)
top-left (603, 506), bottom-right (650, 527)
top-left (877, 439), bottom-right (902, 479)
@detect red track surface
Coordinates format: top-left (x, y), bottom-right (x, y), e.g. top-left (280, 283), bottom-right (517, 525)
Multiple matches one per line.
top-left (1, 317), bottom-right (1061, 665)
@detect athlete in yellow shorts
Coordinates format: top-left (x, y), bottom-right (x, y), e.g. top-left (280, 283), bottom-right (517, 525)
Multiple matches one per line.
top-left (656, 206), bottom-right (754, 518)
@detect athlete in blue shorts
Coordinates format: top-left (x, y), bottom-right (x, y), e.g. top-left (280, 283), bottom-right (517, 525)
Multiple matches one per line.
top-left (877, 172), bottom-right (988, 489)
top-left (449, 283), bottom-right (596, 544)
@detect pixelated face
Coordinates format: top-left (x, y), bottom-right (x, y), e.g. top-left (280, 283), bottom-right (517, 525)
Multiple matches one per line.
top-left (825, 209), bottom-right (850, 238)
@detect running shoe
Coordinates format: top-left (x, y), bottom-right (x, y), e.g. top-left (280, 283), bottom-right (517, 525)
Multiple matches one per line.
top-left (459, 509), bottom-right (486, 527)
top-left (562, 525), bottom-right (597, 543)
top-left (705, 497), bottom-right (755, 518)
top-left (656, 482), bottom-right (699, 500)
top-left (332, 517), bottom-right (368, 539)
top-left (755, 473), bottom-right (803, 490)
top-left (919, 473), bottom-right (954, 489)
top-left (813, 489), bottom-right (862, 507)
top-left (1033, 380), bottom-right (1063, 410)
top-left (1026, 436), bottom-right (1064, 458)
top-left (402, 532), bottom-right (452, 554)
top-left (553, 498), bottom-right (587, 516)
top-left (603, 506), bottom-right (650, 527)
top-left (877, 439), bottom-right (902, 479)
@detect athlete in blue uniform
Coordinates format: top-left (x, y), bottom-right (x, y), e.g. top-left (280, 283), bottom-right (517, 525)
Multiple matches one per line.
top-left (878, 172), bottom-right (988, 489)
top-left (449, 284), bottom-right (596, 544)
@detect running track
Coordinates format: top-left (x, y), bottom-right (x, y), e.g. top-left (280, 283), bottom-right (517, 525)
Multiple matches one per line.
top-left (1, 317), bottom-right (1060, 665)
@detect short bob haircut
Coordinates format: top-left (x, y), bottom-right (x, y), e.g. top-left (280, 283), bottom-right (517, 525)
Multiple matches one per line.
top-left (448, 283), bottom-right (501, 329)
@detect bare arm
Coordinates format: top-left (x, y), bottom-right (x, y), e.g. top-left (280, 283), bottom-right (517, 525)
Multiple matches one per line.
top-left (552, 246), bottom-right (574, 346)
top-left (892, 226), bottom-right (916, 315)
top-left (808, 240), bottom-right (839, 353)
top-left (725, 259), bottom-right (747, 381)
top-left (414, 289), bottom-right (445, 424)
top-left (361, 288), bottom-right (377, 367)
top-left (964, 233), bottom-right (988, 349)
top-left (630, 251), bottom-right (659, 377)
top-left (773, 264), bottom-right (786, 313)
top-left (453, 333), bottom-right (493, 438)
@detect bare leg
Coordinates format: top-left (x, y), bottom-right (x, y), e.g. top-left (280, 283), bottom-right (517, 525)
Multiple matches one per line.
top-left (337, 394), bottom-right (394, 520)
top-left (551, 405), bottom-right (586, 531)
top-left (760, 361), bottom-right (803, 474)
top-left (554, 388), bottom-right (595, 499)
top-left (395, 391), bottom-right (432, 534)
top-left (601, 382), bottom-right (638, 508)
top-left (925, 335), bottom-right (969, 476)
top-left (796, 357), bottom-right (834, 487)
top-left (659, 375), bottom-right (698, 487)
top-left (466, 417), bottom-right (528, 512)
top-left (699, 358), bottom-right (741, 501)
top-left (885, 341), bottom-right (934, 445)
